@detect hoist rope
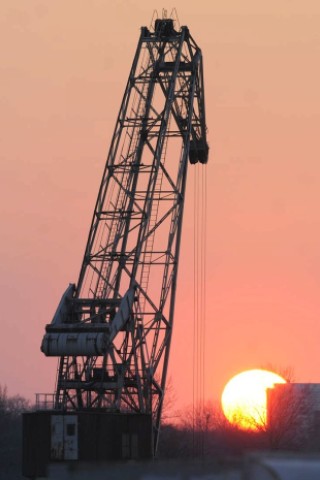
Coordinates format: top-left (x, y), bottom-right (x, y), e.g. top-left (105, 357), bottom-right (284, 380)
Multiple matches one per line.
top-left (192, 162), bottom-right (207, 457)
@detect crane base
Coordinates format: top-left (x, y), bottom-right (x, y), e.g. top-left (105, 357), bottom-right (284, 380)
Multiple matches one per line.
top-left (22, 411), bottom-right (153, 478)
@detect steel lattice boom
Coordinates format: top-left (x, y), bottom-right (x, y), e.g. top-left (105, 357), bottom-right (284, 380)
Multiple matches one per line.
top-left (41, 18), bottom-right (208, 454)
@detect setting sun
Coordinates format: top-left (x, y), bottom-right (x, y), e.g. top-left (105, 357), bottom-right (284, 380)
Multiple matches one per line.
top-left (221, 369), bottom-right (286, 431)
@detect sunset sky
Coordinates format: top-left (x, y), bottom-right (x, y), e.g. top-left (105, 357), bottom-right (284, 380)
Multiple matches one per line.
top-left (1, 0), bottom-right (320, 409)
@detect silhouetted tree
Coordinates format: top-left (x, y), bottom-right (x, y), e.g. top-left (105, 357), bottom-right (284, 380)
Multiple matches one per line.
top-left (260, 364), bottom-right (295, 383)
top-left (0, 384), bottom-right (30, 479)
top-left (0, 384), bottom-right (30, 418)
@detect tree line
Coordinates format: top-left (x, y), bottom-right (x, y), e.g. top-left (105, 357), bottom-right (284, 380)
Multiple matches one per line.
top-left (159, 395), bottom-right (320, 459)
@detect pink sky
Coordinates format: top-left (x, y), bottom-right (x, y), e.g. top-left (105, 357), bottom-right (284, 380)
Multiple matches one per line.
top-left (1, 0), bottom-right (320, 409)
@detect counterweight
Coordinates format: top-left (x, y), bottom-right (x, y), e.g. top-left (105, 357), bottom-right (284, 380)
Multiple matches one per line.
top-left (38, 17), bottom-right (208, 459)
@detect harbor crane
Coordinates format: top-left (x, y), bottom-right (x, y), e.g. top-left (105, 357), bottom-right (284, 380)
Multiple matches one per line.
top-left (23, 15), bottom-right (208, 477)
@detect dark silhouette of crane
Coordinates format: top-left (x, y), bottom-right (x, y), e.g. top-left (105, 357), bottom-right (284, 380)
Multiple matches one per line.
top-left (23, 15), bottom-right (208, 476)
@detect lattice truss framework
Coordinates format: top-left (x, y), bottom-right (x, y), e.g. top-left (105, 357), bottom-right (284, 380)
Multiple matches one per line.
top-left (41, 20), bottom-right (208, 448)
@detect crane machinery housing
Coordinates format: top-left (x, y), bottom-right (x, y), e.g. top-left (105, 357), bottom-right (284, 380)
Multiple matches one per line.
top-left (23, 15), bottom-right (208, 478)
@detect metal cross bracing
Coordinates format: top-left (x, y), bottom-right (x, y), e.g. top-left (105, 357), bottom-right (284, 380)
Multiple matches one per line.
top-left (41, 18), bottom-right (208, 453)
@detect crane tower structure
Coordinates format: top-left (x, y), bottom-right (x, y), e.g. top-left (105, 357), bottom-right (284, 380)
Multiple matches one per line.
top-left (23, 16), bottom-right (208, 476)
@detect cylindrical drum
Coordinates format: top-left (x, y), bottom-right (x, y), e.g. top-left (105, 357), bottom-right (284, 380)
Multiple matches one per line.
top-left (41, 332), bottom-right (108, 356)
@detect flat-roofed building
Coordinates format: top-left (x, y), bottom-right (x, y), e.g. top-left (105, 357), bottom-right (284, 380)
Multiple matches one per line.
top-left (267, 383), bottom-right (320, 451)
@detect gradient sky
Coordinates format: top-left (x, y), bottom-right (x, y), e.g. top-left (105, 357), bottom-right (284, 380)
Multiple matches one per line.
top-left (1, 0), bottom-right (320, 409)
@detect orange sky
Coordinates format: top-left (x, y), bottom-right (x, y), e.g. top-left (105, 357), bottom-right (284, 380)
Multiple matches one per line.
top-left (1, 0), bottom-right (320, 409)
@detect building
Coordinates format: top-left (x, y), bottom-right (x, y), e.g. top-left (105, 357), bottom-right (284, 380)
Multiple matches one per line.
top-left (267, 383), bottom-right (320, 450)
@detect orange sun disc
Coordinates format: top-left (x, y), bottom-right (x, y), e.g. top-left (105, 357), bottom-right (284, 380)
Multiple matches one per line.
top-left (221, 369), bottom-right (286, 431)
